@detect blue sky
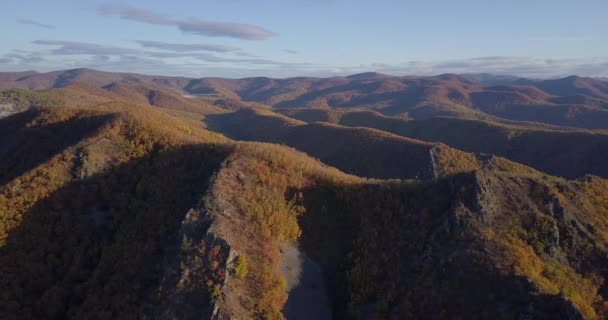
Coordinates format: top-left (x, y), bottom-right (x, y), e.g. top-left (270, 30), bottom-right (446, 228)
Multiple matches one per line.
top-left (1, 0), bottom-right (607, 78)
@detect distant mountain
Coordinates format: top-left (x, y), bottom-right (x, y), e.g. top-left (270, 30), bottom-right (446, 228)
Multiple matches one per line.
top-left (101, 81), bottom-right (226, 115)
top-left (345, 71), bottom-right (392, 79)
top-left (189, 72), bottom-right (608, 128)
top-left (515, 75), bottom-right (608, 100)
top-left (3, 68), bottom-right (608, 129)
top-left (0, 68), bottom-right (191, 91)
top-left (460, 73), bottom-right (525, 85)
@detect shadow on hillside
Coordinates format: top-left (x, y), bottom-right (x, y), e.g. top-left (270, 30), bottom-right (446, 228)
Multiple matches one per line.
top-left (204, 110), bottom-right (436, 180)
top-left (0, 108), bottom-right (114, 186)
top-left (204, 110), bottom-right (293, 142)
top-left (481, 103), bottom-right (608, 129)
top-left (0, 143), bottom-right (229, 319)
top-left (203, 112), bottom-right (245, 140)
top-left (293, 181), bottom-right (587, 319)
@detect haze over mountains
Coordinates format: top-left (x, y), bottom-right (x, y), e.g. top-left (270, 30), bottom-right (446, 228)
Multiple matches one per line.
top-left (1, 68), bottom-right (608, 319)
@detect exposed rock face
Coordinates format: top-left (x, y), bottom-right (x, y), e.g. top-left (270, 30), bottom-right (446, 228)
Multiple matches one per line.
top-left (301, 164), bottom-right (606, 319)
top-left (147, 203), bottom-right (235, 320)
top-left (409, 171), bottom-right (592, 318)
top-left (442, 168), bottom-right (606, 319)
top-left (0, 103), bottom-right (17, 118)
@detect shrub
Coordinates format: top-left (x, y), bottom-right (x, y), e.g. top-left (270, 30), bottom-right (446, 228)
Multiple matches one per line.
top-left (210, 284), bottom-right (222, 302)
top-left (234, 255), bottom-right (248, 279)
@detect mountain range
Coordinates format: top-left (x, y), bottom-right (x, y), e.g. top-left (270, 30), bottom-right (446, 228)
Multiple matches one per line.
top-left (3, 68), bottom-right (608, 128)
top-left (1, 68), bottom-right (608, 319)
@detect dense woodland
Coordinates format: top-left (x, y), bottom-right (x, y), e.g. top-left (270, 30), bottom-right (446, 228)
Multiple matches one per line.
top-left (1, 72), bottom-right (608, 319)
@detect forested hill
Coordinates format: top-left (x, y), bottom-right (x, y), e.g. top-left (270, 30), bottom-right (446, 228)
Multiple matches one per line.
top-left (0, 74), bottom-right (607, 319)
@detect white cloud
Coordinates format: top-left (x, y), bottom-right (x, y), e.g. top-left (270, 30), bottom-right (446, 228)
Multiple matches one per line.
top-left (16, 18), bottom-right (55, 29)
top-left (5, 43), bottom-right (608, 79)
top-left (346, 56), bottom-right (608, 78)
top-left (98, 3), bottom-right (276, 40)
top-left (26, 39), bottom-right (307, 72)
top-left (33, 40), bottom-right (140, 55)
top-left (135, 40), bottom-right (241, 53)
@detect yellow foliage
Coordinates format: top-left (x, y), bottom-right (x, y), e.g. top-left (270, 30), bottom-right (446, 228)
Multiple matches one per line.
top-left (234, 255), bottom-right (248, 279)
top-left (504, 237), bottom-right (601, 319)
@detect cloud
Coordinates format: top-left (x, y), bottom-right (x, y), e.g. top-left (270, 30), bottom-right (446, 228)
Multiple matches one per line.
top-left (346, 56), bottom-right (608, 78)
top-left (0, 51), bottom-right (307, 78)
top-left (0, 52), bottom-right (46, 64)
top-left (33, 40), bottom-right (141, 55)
top-left (31, 39), bottom-right (304, 68)
top-left (146, 50), bottom-right (307, 66)
top-left (97, 4), bottom-right (172, 25)
top-left (176, 19), bottom-right (276, 40)
top-left (7, 43), bottom-right (608, 79)
top-left (16, 18), bottom-right (55, 29)
top-left (98, 4), bottom-right (276, 40)
top-left (0, 49), bottom-right (204, 77)
top-left (135, 40), bottom-right (240, 53)
top-left (67, 55), bottom-right (209, 77)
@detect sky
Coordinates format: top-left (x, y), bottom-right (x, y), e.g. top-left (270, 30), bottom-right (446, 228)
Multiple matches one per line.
top-left (1, 0), bottom-right (607, 78)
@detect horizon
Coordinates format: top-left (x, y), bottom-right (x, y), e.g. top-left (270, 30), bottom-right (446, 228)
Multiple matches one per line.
top-left (2, 66), bottom-right (603, 81)
top-left (1, 0), bottom-right (607, 78)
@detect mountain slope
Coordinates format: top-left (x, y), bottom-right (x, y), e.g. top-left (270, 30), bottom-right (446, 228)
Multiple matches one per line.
top-left (0, 68), bottom-right (191, 91)
top-left (205, 139), bottom-right (608, 319)
top-left (102, 81), bottom-right (226, 115)
top-left (0, 104), bottom-right (607, 319)
top-left (205, 108), bottom-right (479, 179)
top-left (281, 108), bottom-right (608, 179)
top-left (517, 76), bottom-right (608, 100)
top-left (0, 104), bottom-right (232, 319)
top-left (1, 72), bottom-right (608, 319)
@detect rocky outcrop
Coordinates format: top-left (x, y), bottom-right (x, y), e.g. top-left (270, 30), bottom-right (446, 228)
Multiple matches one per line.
top-left (0, 103), bottom-right (17, 118)
top-left (146, 202), bottom-right (236, 320)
